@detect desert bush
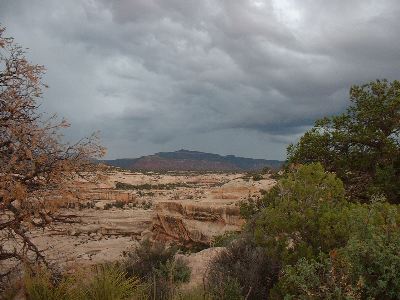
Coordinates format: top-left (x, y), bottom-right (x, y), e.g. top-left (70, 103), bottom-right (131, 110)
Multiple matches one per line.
top-left (261, 167), bottom-right (271, 174)
top-left (251, 163), bottom-right (348, 265)
top-left (83, 264), bottom-right (146, 300)
top-left (173, 286), bottom-right (211, 300)
top-left (240, 164), bottom-right (400, 298)
top-left (205, 236), bottom-right (280, 300)
top-left (103, 203), bottom-right (112, 210)
top-left (124, 240), bottom-right (177, 279)
top-left (115, 182), bottom-right (136, 190)
top-left (124, 240), bottom-right (190, 299)
top-left (154, 257), bottom-right (191, 286)
top-left (141, 201), bottom-right (153, 210)
top-left (22, 264), bottom-right (146, 300)
top-left (23, 267), bottom-right (77, 300)
top-left (239, 196), bottom-right (266, 220)
top-left (114, 200), bottom-right (125, 209)
top-left (259, 188), bottom-right (268, 195)
top-left (253, 165), bottom-right (400, 251)
top-left (78, 202), bottom-right (95, 210)
top-left (252, 174), bottom-right (263, 181)
top-left (272, 254), bottom-right (359, 299)
top-left (275, 226), bottom-right (400, 299)
top-left (211, 231), bottom-right (240, 247)
top-left (207, 277), bottom-right (243, 300)
top-left (103, 201), bottom-right (127, 210)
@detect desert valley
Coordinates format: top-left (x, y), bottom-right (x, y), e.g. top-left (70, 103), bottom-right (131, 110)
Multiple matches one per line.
top-left (2, 3), bottom-right (400, 298)
top-left (29, 168), bottom-right (275, 287)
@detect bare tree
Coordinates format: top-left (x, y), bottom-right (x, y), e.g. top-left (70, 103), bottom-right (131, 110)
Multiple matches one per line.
top-left (0, 27), bottom-right (105, 281)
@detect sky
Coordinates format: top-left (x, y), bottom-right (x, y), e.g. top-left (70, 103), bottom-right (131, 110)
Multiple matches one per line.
top-left (1, 0), bottom-right (400, 160)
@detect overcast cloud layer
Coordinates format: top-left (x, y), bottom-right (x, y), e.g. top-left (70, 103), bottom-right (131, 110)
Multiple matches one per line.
top-left (1, 0), bottom-right (400, 159)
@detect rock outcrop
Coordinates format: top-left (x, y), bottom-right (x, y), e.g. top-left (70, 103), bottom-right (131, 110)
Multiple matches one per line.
top-left (151, 201), bottom-right (244, 247)
top-left (177, 247), bottom-right (225, 290)
top-left (30, 171), bottom-right (275, 267)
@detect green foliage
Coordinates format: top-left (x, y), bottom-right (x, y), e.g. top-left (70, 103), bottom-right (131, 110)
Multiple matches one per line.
top-left (240, 163), bottom-right (345, 220)
top-left (173, 287), bottom-right (211, 300)
top-left (212, 231), bottom-right (240, 247)
top-left (114, 200), bottom-right (125, 209)
top-left (141, 201), bottom-right (153, 210)
top-left (124, 240), bottom-right (178, 280)
top-left (252, 173), bottom-right (263, 181)
top-left (274, 255), bottom-right (359, 300)
top-left (23, 264), bottom-right (146, 300)
top-left (83, 264), bottom-right (145, 300)
top-left (124, 240), bottom-right (190, 299)
top-left (206, 236), bottom-right (280, 300)
top-left (104, 201), bottom-right (125, 210)
top-left (239, 196), bottom-right (266, 220)
top-left (252, 163), bottom-right (347, 264)
top-left (156, 258), bottom-right (191, 284)
top-left (276, 226), bottom-right (400, 300)
top-left (261, 166), bottom-right (271, 174)
top-left (288, 79), bottom-right (400, 203)
top-left (24, 268), bottom-right (77, 300)
top-left (206, 277), bottom-right (244, 300)
top-left (227, 164), bottom-right (400, 298)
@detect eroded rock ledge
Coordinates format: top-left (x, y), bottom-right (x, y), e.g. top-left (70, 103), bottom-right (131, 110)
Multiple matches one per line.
top-left (151, 201), bottom-right (244, 247)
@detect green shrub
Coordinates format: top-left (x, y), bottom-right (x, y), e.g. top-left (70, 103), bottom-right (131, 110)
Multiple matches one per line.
top-left (252, 163), bottom-right (347, 264)
top-left (23, 264), bottom-right (146, 300)
top-left (206, 236), bottom-right (280, 300)
top-left (83, 264), bottom-right (145, 300)
top-left (276, 226), bottom-right (400, 299)
top-left (141, 201), bottom-right (152, 210)
top-left (261, 167), bottom-right (271, 174)
top-left (114, 201), bottom-right (125, 209)
top-left (212, 231), bottom-right (240, 247)
top-left (272, 255), bottom-right (358, 299)
top-left (252, 174), bottom-right (263, 181)
top-left (206, 277), bottom-right (243, 300)
top-left (239, 196), bottom-right (266, 220)
top-left (174, 286), bottom-right (210, 300)
top-left (24, 268), bottom-right (75, 300)
top-left (259, 188), bottom-right (268, 195)
top-left (156, 258), bottom-right (191, 284)
top-left (245, 164), bottom-right (400, 298)
top-left (103, 203), bottom-right (113, 210)
top-left (115, 182), bottom-right (136, 190)
top-left (124, 240), bottom-right (190, 299)
top-left (124, 240), bottom-right (177, 279)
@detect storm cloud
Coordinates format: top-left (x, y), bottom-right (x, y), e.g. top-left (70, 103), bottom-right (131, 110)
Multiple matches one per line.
top-left (1, 0), bottom-right (400, 159)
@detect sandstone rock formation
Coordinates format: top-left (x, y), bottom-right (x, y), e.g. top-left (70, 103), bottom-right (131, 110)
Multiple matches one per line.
top-left (152, 202), bottom-right (244, 247)
top-left (30, 171), bottom-right (275, 268)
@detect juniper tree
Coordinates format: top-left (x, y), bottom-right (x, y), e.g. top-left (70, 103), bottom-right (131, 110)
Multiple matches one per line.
top-left (288, 79), bottom-right (400, 203)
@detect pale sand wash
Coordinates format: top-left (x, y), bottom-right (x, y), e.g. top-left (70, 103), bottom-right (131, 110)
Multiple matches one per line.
top-left (30, 171), bottom-right (275, 275)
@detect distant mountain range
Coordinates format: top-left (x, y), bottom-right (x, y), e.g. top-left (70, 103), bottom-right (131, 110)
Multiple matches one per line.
top-left (102, 149), bottom-right (284, 171)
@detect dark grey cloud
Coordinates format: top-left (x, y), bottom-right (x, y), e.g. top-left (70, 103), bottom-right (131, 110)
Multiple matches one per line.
top-left (1, 0), bottom-right (400, 159)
